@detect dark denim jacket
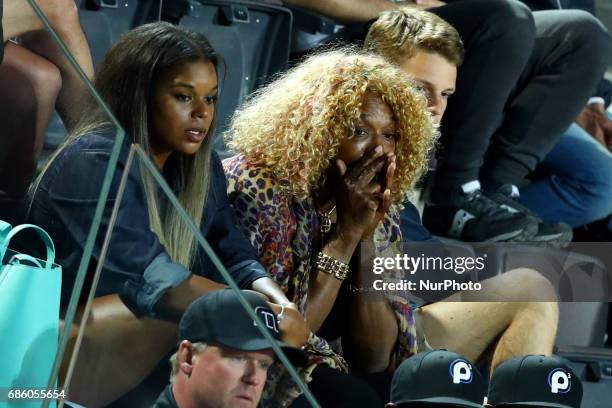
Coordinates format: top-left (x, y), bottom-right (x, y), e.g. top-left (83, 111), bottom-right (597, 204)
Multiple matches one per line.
top-left (28, 132), bottom-right (267, 316)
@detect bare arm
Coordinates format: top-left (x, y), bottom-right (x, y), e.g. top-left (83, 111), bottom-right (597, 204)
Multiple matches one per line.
top-left (306, 150), bottom-right (388, 332)
top-left (344, 155), bottom-right (399, 372)
top-left (284, 0), bottom-right (447, 22)
top-left (284, 0), bottom-right (399, 23)
top-left (156, 274), bottom-right (226, 321)
top-left (157, 275), bottom-right (293, 318)
top-left (251, 276), bottom-right (292, 305)
top-left (159, 275), bottom-right (310, 348)
top-left (306, 228), bottom-right (361, 332)
top-left (345, 240), bottom-right (399, 372)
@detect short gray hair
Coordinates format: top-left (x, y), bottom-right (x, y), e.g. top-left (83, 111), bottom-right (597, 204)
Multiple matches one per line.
top-left (169, 342), bottom-right (208, 383)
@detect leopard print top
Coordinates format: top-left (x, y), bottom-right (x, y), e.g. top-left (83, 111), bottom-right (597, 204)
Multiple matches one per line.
top-left (224, 154), bottom-right (417, 407)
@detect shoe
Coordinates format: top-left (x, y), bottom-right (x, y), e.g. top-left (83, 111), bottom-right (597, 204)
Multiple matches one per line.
top-left (423, 184), bottom-right (536, 242)
top-left (487, 184), bottom-right (573, 247)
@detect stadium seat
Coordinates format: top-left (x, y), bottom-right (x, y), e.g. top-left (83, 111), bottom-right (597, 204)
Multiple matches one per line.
top-left (557, 346), bottom-right (612, 408)
top-left (178, 0), bottom-right (293, 158)
top-left (476, 244), bottom-right (610, 347)
top-left (44, 0), bottom-right (160, 151)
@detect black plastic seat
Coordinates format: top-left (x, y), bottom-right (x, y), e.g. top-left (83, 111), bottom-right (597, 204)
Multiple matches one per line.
top-left (179, 0), bottom-right (292, 158)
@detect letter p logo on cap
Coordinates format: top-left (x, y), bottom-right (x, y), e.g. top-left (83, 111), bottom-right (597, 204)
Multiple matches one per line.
top-left (548, 368), bottom-right (571, 394)
top-left (450, 359), bottom-right (473, 384)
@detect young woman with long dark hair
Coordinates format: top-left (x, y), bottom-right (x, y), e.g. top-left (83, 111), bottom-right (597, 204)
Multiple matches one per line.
top-left (28, 22), bottom-right (307, 405)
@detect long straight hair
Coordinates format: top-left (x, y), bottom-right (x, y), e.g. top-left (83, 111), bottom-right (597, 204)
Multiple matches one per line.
top-left (33, 22), bottom-right (219, 268)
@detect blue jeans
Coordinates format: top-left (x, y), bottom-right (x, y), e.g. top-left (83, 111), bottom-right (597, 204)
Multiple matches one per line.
top-left (520, 119), bottom-right (612, 227)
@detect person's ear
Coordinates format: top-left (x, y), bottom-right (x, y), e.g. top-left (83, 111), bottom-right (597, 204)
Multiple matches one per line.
top-left (178, 340), bottom-right (194, 375)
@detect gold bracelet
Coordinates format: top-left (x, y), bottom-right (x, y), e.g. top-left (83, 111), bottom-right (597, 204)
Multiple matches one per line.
top-left (315, 252), bottom-right (349, 281)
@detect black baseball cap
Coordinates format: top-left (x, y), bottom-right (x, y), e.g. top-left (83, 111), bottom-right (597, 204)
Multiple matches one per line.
top-left (390, 350), bottom-right (486, 407)
top-left (488, 355), bottom-right (582, 408)
top-left (178, 289), bottom-right (307, 366)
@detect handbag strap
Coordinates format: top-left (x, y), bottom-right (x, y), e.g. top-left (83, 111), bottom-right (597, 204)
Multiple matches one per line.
top-left (0, 223), bottom-right (55, 270)
top-left (7, 253), bottom-right (44, 268)
top-left (0, 221), bottom-right (11, 243)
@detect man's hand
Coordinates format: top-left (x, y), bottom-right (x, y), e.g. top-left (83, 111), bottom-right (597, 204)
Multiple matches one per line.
top-left (576, 104), bottom-right (608, 148)
top-left (589, 103), bottom-right (612, 150)
top-left (598, 113), bottom-right (612, 151)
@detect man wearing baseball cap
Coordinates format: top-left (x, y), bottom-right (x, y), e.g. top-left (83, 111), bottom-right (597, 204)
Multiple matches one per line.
top-left (487, 355), bottom-right (582, 408)
top-left (386, 349), bottom-right (487, 407)
top-left (153, 289), bottom-right (307, 408)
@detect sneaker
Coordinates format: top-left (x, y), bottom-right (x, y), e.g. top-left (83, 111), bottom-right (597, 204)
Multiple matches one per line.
top-left (487, 184), bottom-right (573, 247)
top-left (423, 182), bottom-right (536, 242)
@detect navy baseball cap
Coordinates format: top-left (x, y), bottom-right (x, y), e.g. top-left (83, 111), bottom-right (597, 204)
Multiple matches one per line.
top-left (178, 289), bottom-right (307, 366)
top-left (488, 355), bottom-right (582, 408)
top-left (390, 350), bottom-right (487, 407)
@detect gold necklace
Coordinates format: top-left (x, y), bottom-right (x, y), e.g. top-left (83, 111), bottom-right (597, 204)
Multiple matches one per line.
top-left (318, 204), bottom-right (336, 234)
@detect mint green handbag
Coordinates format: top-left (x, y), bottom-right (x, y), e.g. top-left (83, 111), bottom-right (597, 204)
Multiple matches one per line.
top-left (0, 221), bottom-right (61, 408)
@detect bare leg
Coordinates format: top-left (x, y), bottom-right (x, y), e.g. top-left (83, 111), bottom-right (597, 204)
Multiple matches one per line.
top-left (61, 295), bottom-right (177, 407)
top-left (0, 44), bottom-right (61, 195)
top-left (420, 268), bottom-right (559, 374)
top-left (2, 43), bottom-right (61, 159)
top-left (0, 65), bottom-right (36, 196)
top-left (4, 0), bottom-right (94, 129)
top-left (2, 0), bottom-right (46, 39)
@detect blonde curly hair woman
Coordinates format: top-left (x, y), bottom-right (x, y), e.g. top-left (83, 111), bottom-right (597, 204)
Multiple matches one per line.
top-left (224, 48), bottom-right (436, 407)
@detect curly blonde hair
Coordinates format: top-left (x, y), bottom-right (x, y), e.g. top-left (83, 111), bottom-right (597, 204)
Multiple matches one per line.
top-left (226, 48), bottom-right (437, 203)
